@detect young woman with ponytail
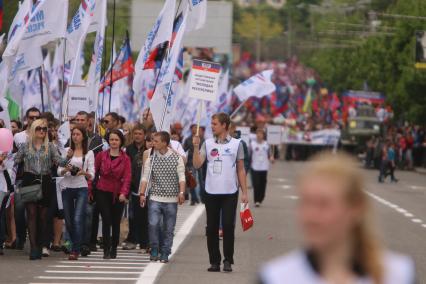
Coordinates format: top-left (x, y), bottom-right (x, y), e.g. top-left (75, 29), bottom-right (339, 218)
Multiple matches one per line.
top-left (259, 152), bottom-right (415, 284)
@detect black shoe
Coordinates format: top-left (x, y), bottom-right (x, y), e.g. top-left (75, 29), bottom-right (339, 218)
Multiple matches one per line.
top-left (103, 248), bottom-right (110, 259)
top-left (207, 264), bottom-right (220, 272)
top-left (0, 247), bottom-right (4, 255)
top-left (223, 261), bottom-right (232, 272)
top-left (110, 247), bottom-right (117, 259)
top-left (29, 248), bottom-right (41, 260)
top-left (80, 245), bottom-right (91, 257)
top-left (391, 178), bottom-right (399, 183)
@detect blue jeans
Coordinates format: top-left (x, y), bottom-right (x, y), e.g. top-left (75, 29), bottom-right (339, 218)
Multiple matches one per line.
top-left (148, 200), bottom-right (177, 256)
top-left (62, 187), bottom-right (88, 253)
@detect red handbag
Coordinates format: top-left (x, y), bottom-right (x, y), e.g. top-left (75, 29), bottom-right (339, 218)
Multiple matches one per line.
top-left (240, 203), bottom-right (254, 231)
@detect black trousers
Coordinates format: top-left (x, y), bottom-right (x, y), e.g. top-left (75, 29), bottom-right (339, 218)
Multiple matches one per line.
top-left (95, 191), bottom-right (124, 251)
top-left (251, 170), bottom-right (268, 204)
top-left (127, 194), bottom-right (149, 248)
top-left (205, 191), bottom-right (238, 265)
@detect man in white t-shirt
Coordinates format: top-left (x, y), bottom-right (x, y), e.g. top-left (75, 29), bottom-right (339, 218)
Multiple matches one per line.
top-left (193, 112), bottom-right (249, 273)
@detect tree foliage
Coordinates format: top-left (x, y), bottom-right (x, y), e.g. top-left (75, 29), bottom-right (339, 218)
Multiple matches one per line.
top-left (305, 0), bottom-right (426, 124)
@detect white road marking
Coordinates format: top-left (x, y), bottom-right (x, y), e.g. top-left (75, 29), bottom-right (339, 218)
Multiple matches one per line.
top-left (45, 271), bottom-right (141, 274)
top-left (58, 261), bottom-right (146, 265)
top-left (283, 195), bottom-right (299, 200)
top-left (410, 185), bottom-right (426, 190)
top-left (36, 276), bottom-right (138, 281)
top-left (50, 265), bottom-right (145, 269)
top-left (276, 178), bottom-right (287, 182)
top-left (136, 204), bottom-right (205, 284)
top-left (281, 185), bottom-right (292, 189)
top-left (366, 191), bottom-right (425, 231)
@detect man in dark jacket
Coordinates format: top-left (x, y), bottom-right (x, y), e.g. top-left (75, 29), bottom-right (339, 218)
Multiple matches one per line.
top-left (123, 124), bottom-right (149, 251)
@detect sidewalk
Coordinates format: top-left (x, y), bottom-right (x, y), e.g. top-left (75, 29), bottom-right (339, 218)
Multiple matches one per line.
top-left (155, 163), bottom-right (301, 284)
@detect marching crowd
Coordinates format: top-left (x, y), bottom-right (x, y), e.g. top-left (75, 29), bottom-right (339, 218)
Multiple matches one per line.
top-left (0, 107), bottom-right (274, 272)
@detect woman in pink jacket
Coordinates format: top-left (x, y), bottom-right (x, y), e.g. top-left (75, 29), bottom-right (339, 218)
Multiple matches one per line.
top-left (95, 129), bottom-right (131, 259)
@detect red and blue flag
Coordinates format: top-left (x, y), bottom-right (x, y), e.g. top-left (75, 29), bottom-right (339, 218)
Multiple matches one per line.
top-left (100, 37), bottom-right (135, 92)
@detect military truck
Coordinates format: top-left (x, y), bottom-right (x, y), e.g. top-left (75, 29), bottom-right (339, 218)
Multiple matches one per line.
top-left (341, 105), bottom-right (381, 153)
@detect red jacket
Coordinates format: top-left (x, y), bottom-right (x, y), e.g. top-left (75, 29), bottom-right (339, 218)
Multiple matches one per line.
top-left (95, 150), bottom-right (131, 198)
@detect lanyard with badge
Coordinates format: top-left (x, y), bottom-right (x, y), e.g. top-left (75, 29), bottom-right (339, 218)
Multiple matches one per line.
top-left (213, 157), bottom-right (222, 174)
top-left (213, 147), bottom-right (222, 174)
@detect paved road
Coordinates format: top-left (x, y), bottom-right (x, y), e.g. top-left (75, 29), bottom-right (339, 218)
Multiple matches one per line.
top-left (157, 161), bottom-right (426, 284)
top-left (0, 202), bottom-right (200, 284)
top-left (0, 161), bottom-right (425, 283)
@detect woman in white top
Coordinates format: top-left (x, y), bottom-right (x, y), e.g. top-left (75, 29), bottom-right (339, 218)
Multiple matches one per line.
top-left (260, 152), bottom-right (415, 284)
top-left (58, 126), bottom-right (95, 261)
top-left (250, 128), bottom-right (274, 207)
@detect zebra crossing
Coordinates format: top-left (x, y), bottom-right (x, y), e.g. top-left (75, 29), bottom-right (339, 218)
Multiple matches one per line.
top-left (28, 204), bottom-right (204, 284)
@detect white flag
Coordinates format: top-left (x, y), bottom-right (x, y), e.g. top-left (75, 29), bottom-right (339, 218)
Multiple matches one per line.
top-left (133, 0), bottom-right (176, 107)
top-left (64, 0), bottom-right (97, 62)
top-left (233, 69), bottom-right (276, 101)
top-left (85, 0), bottom-right (107, 113)
top-left (4, 0), bottom-right (69, 75)
top-left (216, 70), bottom-right (231, 112)
top-left (150, 10), bottom-right (188, 131)
top-left (185, 0), bottom-right (207, 32)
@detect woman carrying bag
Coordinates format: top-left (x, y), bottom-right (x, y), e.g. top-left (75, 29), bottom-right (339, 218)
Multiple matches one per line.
top-left (58, 126), bottom-right (95, 260)
top-left (95, 129), bottom-right (131, 259)
top-left (14, 119), bottom-right (72, 260)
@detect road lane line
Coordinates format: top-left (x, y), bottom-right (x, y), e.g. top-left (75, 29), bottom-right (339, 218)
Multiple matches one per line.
top-left (366, 191), bottom-right (425, 231)
top-left (136, 205), bottom-right (205, 284)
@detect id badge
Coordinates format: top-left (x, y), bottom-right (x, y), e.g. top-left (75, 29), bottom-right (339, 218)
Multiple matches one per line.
top-left (213, 159), bottom-right (222, 174)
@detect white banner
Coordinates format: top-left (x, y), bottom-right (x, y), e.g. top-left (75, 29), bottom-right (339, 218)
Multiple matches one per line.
top-left (282, 128), bottom-right (341, 146)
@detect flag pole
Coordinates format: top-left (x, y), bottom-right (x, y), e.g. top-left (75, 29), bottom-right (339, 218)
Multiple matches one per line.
top-left (230, 97), bottom-right (249, 118)
top-left (60, 38), bottom-right (66, 123)
top-left (108, 0), bottom-right (117, 113)
top-left (39, 67), bottom-right (45, 113)
top-left (100, 30), bottom-right (108, 119)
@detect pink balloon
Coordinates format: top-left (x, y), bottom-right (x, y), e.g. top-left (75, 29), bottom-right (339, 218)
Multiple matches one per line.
top-left (0, 128), bottom-right (13, 153)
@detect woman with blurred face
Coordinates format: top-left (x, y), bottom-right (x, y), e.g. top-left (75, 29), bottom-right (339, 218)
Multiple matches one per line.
top-left (259, 152), bottom-right (415, 284)
top-left (14, 119), bottom-right (72, 260)
top-left (94, 129), bottom-right (131, 259)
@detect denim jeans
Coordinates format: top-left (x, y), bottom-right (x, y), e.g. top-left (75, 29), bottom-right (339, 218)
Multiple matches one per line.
top-left (62, 187), bottom-right (88, 253)
top-left (148, 200), bottom-right (177, 256)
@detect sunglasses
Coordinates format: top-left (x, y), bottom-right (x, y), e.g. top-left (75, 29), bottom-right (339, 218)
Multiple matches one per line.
top-left (29, 116), bottom-right (40, 120)
top-left (35, 126), bottom-right (48, 132)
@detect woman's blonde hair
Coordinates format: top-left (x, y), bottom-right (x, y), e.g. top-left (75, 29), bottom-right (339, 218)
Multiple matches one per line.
top-left (28, 119), bottom-right (49, 155)
top-left (298, 151), bottom-right (383, 284)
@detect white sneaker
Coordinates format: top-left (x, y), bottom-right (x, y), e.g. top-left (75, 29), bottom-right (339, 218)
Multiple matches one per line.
top-left (255, 202), bottom-right (260, 207)
top-left (42, 247), bottom-right (50, 257)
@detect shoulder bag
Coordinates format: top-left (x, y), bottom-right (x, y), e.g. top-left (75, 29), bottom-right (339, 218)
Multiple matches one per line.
top-left (19, 175), bottom-right (43, 203)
